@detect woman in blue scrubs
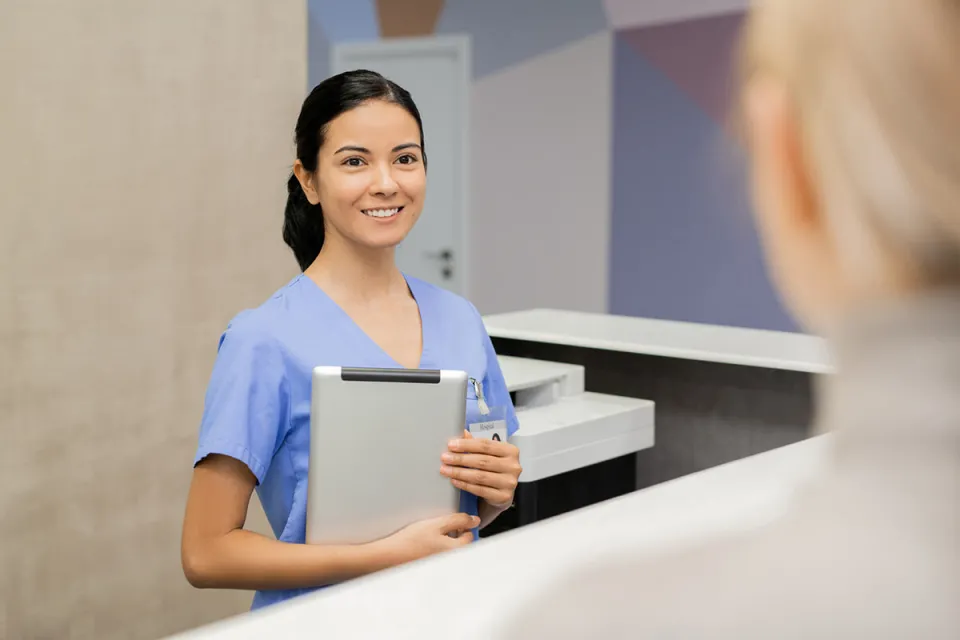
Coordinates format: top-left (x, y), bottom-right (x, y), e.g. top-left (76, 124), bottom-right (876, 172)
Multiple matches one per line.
top-left (180, 70), bottom-right (522, 610)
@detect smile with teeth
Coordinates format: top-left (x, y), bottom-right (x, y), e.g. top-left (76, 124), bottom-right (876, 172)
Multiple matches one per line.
top-left (362, 206), bottom-right (403, 218)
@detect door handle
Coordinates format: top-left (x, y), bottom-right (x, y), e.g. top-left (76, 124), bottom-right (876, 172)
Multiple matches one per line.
top-left (425, 249), bottom-right (453, 262)
top-left (425, 249), bottom-right (454, 280)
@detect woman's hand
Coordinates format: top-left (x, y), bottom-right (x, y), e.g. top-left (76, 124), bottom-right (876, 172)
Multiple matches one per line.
top-left (376, 513), bottom-right (478, 563)
top-left (440, 431), bottom-right (522, 508)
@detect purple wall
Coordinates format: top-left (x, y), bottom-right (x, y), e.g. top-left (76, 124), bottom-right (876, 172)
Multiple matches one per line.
top-left (608, 16), bottom-right (797, 332)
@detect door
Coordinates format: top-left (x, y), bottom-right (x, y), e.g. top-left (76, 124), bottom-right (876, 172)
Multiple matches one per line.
top-left (332, 35), bottom-right (470, 296)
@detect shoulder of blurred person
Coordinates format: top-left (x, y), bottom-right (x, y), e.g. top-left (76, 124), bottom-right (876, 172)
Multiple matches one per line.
top-left (497, 290), bottom-right (960, 639)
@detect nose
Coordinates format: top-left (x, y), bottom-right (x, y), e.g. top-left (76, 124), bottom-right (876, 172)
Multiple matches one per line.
top-left (370, 162), bottom-right (399, 197)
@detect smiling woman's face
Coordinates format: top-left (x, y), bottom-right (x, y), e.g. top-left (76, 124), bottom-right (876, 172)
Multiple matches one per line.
top-left (302, 99), bottom-right (426, 252)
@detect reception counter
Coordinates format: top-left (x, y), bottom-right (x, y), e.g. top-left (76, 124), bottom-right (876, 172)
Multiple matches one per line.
top-left (486, 309), bottom-right (830, 494)
top-left (492, 354), bottom-right (654, 529)
top-left (170, 436), bottom-right (830, 640)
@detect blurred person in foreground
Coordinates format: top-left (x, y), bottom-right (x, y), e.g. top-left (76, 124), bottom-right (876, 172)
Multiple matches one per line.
top-left (500, 0), bottom-right (960, 637)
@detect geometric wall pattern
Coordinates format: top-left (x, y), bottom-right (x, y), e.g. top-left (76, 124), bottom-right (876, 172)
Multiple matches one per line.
top-left (435, 0), bottom-right (608, 78)
top-left (308, 0), bottom-right (378, 42)
top-left (306, 1), bottom-right (798, 332)
top-left (376, 0), bottom-right (445, 38)
top-left (602, 0), bottom-right (749, 31)
top-left (608, 14), bottom-right (797, 332)
top-left (620, 13), bottom-right (744, 128)
top-left (608, 18), bottom-right (797, 332)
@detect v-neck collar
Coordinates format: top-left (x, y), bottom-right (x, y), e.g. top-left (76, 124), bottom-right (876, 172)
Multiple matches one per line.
top-left (298, 273), bottom-right (434, 370)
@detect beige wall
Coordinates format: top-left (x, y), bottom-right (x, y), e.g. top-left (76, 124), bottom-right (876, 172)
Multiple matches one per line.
top-left (468, 32), bottom-right (613, 316)
top-left (0, 1), bottom-right (304, 638)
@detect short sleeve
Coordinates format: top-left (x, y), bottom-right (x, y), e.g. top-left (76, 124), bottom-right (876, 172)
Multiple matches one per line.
top-left (193, 317), bottom-right (289, 484)
top-left (475, 310), bottom-right (520, 437)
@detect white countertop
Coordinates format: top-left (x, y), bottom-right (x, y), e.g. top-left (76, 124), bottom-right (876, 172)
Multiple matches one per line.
top-left (497, 355), bottom-right (584, 395)
top-left (171, 436), bottom-right (829, 640)
top-left (511, 392), bottom-right (655, 482)
top-left (485, 309), bottom-right (833, 374)
top-left (496, 355), bottom-right (655, 481)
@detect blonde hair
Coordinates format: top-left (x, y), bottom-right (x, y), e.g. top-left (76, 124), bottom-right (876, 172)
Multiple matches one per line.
top-left (740, 0), bottom-right (960, 285)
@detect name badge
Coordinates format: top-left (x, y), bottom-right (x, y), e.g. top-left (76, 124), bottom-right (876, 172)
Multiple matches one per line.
top-left (468, 414), bottom-right (508, 442)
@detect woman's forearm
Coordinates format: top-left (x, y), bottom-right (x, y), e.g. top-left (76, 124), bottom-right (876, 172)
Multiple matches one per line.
top-left (183, 528), bottom-right (402, 591)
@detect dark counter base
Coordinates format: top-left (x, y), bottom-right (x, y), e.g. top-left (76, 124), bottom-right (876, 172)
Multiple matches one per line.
top-left (480, 452), bottom-right (638, 538)
top-left (484, 338), bottom-right (817, 533)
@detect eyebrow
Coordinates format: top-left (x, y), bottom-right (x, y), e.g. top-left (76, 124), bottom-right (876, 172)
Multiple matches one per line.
top-left (334, 143), bottom-right (422, 155)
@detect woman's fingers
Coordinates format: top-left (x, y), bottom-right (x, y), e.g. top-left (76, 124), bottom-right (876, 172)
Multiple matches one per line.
top-left (436, 512), bottom-right (480, 534)
top-left (440, 464), bottom-right (518, 490)
top-left (448, 479), bottom-right (512, 505)
top-left (441, 451), bottom-right (519, 475)
top-left (448, 437), bottom-right (518, 458)
top-left (443, 434), bottom-right (523, 507)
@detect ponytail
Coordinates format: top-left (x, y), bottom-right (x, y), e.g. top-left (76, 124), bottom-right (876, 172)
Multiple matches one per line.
top-left (282, 174), bottom-right (324, 272)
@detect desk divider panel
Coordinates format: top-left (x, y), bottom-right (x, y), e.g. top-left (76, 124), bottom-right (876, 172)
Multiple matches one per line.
top-left (493, 338), bottom-right (815, 491)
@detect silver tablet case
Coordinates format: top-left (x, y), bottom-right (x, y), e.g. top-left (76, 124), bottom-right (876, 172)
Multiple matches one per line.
top-left (305, 366), bottom-right (468, 546)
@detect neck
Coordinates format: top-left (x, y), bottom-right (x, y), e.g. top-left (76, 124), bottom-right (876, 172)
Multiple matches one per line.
top-left (810, 286), bottom-right (960, 519)
top-left (817, 286), bottom-right (960, 445)
top-left (305, 236), bottom-right (406, 302)
top-left (824, 285), bottom-right (960, 356)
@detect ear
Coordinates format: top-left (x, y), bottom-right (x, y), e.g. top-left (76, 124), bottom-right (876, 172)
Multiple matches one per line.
top-left (293, 159), bottom-right (321, 205)
top-left (744, 77), bottom-right (820, 234)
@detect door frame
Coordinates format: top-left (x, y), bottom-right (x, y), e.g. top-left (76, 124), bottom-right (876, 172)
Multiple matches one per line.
top-left (332, 35), bottom-right (472, 297)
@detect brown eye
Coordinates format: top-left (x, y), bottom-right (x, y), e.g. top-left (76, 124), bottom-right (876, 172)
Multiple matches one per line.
top-left (396, 154), bottom-right (418, 165)
top-left (343, 157), bottom-right (365, 167)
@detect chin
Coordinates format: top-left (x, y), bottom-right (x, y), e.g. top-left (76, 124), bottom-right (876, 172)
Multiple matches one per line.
top-left (368, 222), bottom-right (418, 246)
top-left (358, 230), bottom-right (410, 250)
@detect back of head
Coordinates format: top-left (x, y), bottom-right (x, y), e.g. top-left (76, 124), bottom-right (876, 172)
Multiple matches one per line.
top-left (740, 0), bottom-right (960, 287)
top-left (283, 70), bottom-right (425, 271)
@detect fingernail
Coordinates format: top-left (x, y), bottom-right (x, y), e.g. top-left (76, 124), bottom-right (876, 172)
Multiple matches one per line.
top-left (448, 439), bottom-right (460, 448)
top-left (440, 465), bottom-right (452, 474)
top-left (441, 452), bottom-right (455, 462)
top-left (473, 516), bottom-right (481, 525)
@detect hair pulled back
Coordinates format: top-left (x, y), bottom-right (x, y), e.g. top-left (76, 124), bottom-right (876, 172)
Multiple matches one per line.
top-left (282, 69), bottom-right (426, 271)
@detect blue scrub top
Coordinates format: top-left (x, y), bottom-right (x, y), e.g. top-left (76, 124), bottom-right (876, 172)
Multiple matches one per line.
top-left (193, 273), bottom-right (520, 610)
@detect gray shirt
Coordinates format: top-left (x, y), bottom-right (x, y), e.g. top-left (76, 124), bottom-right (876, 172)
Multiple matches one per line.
top-left (502, 291), bottom-right (960, 639)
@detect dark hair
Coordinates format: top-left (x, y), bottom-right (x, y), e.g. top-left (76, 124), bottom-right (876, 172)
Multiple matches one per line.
top-left (282, 69), bottom-right (427, 271)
